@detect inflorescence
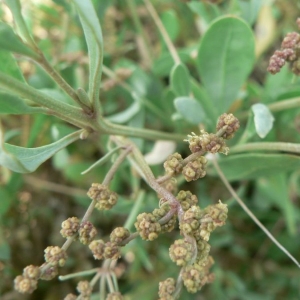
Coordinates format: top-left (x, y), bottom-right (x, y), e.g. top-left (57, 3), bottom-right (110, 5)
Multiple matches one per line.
top-left (14, 113), bottom-right (240, 299)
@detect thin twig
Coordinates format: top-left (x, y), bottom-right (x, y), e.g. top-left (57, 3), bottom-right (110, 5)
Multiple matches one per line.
top-left (211, 155), bottom-right (300, 268)
top-left (143, 0), bottom-right (180, 64)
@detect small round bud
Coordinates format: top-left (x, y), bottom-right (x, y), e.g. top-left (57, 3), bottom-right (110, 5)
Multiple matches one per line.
top-left (135, 213), bottom-right (161, 241)
top-left (204, 200), bottom-right (228, 227)
top-left (106, 292), bottom-right (124, 300)
top-left (87, 183), bottom-right (118, 210)
top-left (176, 190), bottom-right (198, 211)
top-left (14, 275), bottom-right (37, 294)
top-left (39, 263), bottom-right (58, 280)
top-left (104, 241), bottom-right (121, 260)
top-left (23, 265), bottom-right (41, 280)
top-left (44, 246), bottom-right (67, 267)
top-left (64, 294), bottom-right (77, 300)
top-left (158, 277), bottom-right (176, 298)
top-left (199, 132), bottom-right (228, 154)
top-left (110, 227), bottom-right (130, 244)
top-left (267, 50), bottom-right (287, 74)
top-left (79, 221), bottom-right (97, 245)
top-left (182, 263), bottom-right (210, 293)
top-left (281, 32), bottom-right (300, 50)
top-left (185, 132), bottom-right (202, 153)
top-left (77, 280), bottom-right (92, 297)
top-left (157, 177), bottom-right (178, 199)
top-left (163, 153), bottom-right (183, 175)
top-left (89, 239), bottom-right (105, 260)
top-left (182, 156), bottom-right (207, 182)
top-left (180, 206), bottom-right (203, 235)
top-left (196, 240), bottom-right (211, 262)
top-left (60, 217), bottom-right (80, 238)
top-left (216, 113), bottom-right (240, 139)
top-left (169, 239), bottom-right (194, 266)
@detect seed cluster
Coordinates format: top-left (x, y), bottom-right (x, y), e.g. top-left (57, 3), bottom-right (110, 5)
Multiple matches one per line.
top-left (268, 19), bottom-right (300, 75)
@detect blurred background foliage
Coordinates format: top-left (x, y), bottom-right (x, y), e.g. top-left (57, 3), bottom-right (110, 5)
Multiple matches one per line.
top-left (0, 0), bottom-right (300, 299)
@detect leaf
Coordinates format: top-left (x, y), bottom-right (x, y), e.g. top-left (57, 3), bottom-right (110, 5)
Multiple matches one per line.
top-left (0, 93), bottom-right (45, 114)
top-left (161, 10), bottom-right (179, 41)
top-left (252, 103), bottom-right (274, 138)
top-left (0, 50), bottom-right (25, 82)
top-left (107, 102), bottom-right (141, 124)
top-left (208, 153), bottom-right (300, 181)
top-left (174, 96), bottom-right (206, 124)
top-left (4, 0), bottom-right (35, 46)
top-left (197, 16), bottom-right (255, 116)
top-left (257, 174), bottom-right (297, 236)
top-left (238, 0), bottom-right (264, 25)
top-left (0, 22), bottom-right (37, 58)
top-left (81, 147), bottom-right (123, 175)
top-left (170, 63), bottom-right (190, 97)
top-left (0, 129), bottom-right (82, 173)
top-left (71, 0), bottom-right (103, 108)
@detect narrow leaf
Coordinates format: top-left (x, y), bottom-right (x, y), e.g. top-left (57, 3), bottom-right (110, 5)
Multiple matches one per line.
top-left (174, 96), bottom-right (205, 124)
top-left (252, 103), bottom-right (274, 138)
top-left (4, 0), bottom-right (36, 46)
top-left (0, 50), bottom-right (25, 82)
top-left (0, 93), bottom-right (46, 114)
top-left (197, 16), bottom-right (255, 116)
top-left (0, 22), bottom-right (37, 58)
top-left (71, 0), bottom-right (103, 109)
top-left (170, 63), bottom-right (190, 97)
top-left (81, 147), bottom-right (123, 175)
top-left (0, 129), bottom-right (83, 173)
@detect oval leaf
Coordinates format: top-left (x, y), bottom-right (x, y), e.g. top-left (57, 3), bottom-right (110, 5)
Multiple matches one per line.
top-left (197, 16), bottom-right (255, 116)
top-left (0, 129), bottom-right (82, 173)
top-left (252, 103), bottom-right (274, 138)
top-left (208, 153), bottom-right (300, 181)
top-left (174, 96), bottom-right (205, 124)
top-left (170, 63), bottom-right (190, 97)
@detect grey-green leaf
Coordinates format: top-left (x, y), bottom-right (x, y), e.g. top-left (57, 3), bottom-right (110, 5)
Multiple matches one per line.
top-left (174, 97), bottom-right (205, 124)
top-left (0, 129), bottom-right (82, 173)
top-left (252, 103), bottom-right (274, 138)
top-left (197, 16), bottom-right (255, 116)
top-left (71, 0), bottom-right (103, 109)
top-left (170, 63), bottom-right (190, 97)
top-left (208, 153), bottom-right (300, 181)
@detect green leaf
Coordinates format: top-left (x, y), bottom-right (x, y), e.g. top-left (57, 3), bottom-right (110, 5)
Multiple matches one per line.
top-left (0, 129), bottom-right (82, 173)
top-left (81, 146), bottom-right (123, 175)
top-left (238, 0), bottom-right (264, 26)
top-left (197, 16), bottom-right (255, 116)
top-left (161, 10), bottom-right (179, 41)
top-left (4, 0), bottom-right (35, 46)
top-left (0, 93), bottom-right (45, 114)
top-left (208, 153), bottom-right (300, 181)
top-left (71, 0), bottom-right (103, 109)
top-left (174, 96), bottom-right (206, 124)
top-left (0, 22), bottom-right (37, 58)
top-left (107, 102), bottom-right (141, 124)
top-left (257, 174), bottom-right (297, 236)
top-left (170, 63), bottom-right (190, 97)
top-left (252, 103), bottom-right (274, 138)
top-left (0, 50), bottom-right (25, 82)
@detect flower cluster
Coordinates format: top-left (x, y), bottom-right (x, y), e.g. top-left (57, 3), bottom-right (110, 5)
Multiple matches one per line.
top-left (14, 265), bottom-right (40, 294)
top-left (87, 183), bottom-right (118, 210)
top-left (268, 18), bottom-right (300, 75)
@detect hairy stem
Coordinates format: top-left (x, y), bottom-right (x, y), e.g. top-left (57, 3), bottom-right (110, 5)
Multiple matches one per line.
top-left (231, 142), bottom-right (300, 154)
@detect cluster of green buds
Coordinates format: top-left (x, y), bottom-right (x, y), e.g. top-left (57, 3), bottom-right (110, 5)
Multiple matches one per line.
top-left (87, 183), bottom-right (118, 210)
top-left (89, 227), bottom-right (130, 260)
